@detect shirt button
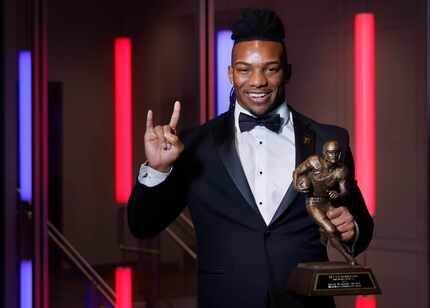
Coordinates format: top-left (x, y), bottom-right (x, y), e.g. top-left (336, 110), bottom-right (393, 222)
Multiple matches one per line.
top-left (259, 171), bottom-right (263, 175)
top-left (259, 202), bottom-right (263, 205)
top-left (259, 141), bottom-right (263, 145)
top-left (264, 230), bottom-right (271, 237)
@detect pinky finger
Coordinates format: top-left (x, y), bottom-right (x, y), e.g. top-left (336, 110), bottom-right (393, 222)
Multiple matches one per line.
top-left (341, 230), bottom-right (355, 242)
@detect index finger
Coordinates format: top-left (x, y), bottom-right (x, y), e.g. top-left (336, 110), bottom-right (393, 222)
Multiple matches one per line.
top-left (169, 101), bottom-right (181, 130)
top-left (326, 207), bottom-right (343, 219)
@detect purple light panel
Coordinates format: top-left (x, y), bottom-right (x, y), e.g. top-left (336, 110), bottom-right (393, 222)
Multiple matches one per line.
top-left (20, 260), bottom-right (32, 308)
top-left (216, 30), bottom-right (233, 115)
top-left (18, 51), bottom-right (32, 202)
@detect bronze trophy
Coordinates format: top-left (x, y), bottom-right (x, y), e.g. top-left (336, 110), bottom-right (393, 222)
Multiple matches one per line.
top-left (287, 140), bottom-right (380, 296)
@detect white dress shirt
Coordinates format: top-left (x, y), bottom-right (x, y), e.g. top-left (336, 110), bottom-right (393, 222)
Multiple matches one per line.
top-left (234, 102), bottom-right (295, 225)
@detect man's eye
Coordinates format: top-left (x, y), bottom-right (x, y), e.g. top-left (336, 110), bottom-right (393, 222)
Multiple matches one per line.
top-left (237, 68), bottom-right (249, 73)
top-left (267, 67), bottom-right (280, 72)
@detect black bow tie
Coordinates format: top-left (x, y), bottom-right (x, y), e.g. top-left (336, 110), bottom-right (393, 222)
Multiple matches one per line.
top-left (238, 112), bottom-right (282, 133)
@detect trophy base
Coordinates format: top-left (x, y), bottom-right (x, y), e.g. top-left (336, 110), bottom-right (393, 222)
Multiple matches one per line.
top-left (287, 261), bottom-right (381, 296)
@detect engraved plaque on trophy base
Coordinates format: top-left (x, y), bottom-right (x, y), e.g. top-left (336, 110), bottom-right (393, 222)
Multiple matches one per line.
top-left (287, 262), bottom-right (381, 296)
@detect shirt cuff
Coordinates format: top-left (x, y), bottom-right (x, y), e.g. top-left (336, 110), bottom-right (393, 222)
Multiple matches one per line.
top-left (137, 162), bottom-right (172, 187)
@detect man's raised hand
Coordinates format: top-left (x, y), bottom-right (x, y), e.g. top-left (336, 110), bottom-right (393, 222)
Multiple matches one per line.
top-left (144, 101), bottom-right (184, 172)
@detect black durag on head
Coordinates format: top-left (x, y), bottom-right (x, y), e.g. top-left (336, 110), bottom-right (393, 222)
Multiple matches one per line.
top-left (231, 8), bottom-right (285, 44)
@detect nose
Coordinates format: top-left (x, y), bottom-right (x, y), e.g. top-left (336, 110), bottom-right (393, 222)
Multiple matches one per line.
top-left (249, 69), bottom-right (268, 87)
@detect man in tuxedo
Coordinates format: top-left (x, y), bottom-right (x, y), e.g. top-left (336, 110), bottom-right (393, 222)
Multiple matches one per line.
top-left (128, 9), bottom-right (373, 308)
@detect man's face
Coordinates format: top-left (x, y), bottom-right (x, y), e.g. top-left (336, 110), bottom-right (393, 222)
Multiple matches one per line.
top-left (229, 40), bottom-right (286, 116)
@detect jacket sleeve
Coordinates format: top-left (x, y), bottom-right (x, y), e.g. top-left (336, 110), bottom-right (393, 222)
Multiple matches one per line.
top-left (127, 152), bottom-right (190, 239)
top-left (343, 145), bottom-right (374, 256)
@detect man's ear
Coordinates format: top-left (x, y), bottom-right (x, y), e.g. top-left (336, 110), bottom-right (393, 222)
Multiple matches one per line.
top-left (228, 65), bottom-right (233, 84)
top-left (284, 63), bottom-right (292, 84)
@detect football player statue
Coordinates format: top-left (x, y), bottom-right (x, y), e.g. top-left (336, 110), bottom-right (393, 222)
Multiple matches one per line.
top-left (293, 140), bottom-right (357, 265)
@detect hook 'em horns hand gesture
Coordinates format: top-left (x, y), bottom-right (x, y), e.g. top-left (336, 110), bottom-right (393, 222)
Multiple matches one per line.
top-left (144, 101), bottom-right (184, 172)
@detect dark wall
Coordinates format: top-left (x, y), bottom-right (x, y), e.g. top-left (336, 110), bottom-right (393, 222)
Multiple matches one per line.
top-left (2, 0), bottom-right (23, 306)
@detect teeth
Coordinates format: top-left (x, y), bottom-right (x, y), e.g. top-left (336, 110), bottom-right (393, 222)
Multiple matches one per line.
top-left (249, 93), bottom-right (267, 98)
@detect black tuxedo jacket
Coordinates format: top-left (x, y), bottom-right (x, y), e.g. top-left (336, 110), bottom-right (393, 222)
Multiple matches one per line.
top-left (128, 106), bottom-right (374, 308)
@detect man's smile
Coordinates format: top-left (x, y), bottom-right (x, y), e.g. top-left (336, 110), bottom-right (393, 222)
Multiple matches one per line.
top-left (246, 90), bottom-right (272, 103)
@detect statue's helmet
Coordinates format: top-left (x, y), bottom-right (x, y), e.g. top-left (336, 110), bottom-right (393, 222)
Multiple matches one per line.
top-left (322, 140), bottom-right (341, 163)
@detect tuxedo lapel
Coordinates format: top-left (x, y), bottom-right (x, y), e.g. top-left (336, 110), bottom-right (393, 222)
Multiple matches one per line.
top-left (211, 112), bottom-right (260, 214)
top-left (269, 107), bottom-right (316, 225)
top-left (292, 108), bottom-right (315, 167)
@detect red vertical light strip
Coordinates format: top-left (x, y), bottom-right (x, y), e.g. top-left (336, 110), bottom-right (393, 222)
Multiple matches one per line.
top-left (115, 38), bottom-right (132, 204)
top-left (356, 295), bottom-right (376, 308)
top-left (41, 3), bottom-right (49, 304)
top-left (354, 13), bottom-right (376, 216)
top-left (33, 0), bottom-right (49, 306)
top-left (354, 12), bottom-right (376, 308)
top-left (116, 267), bottom-right (132, 308)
